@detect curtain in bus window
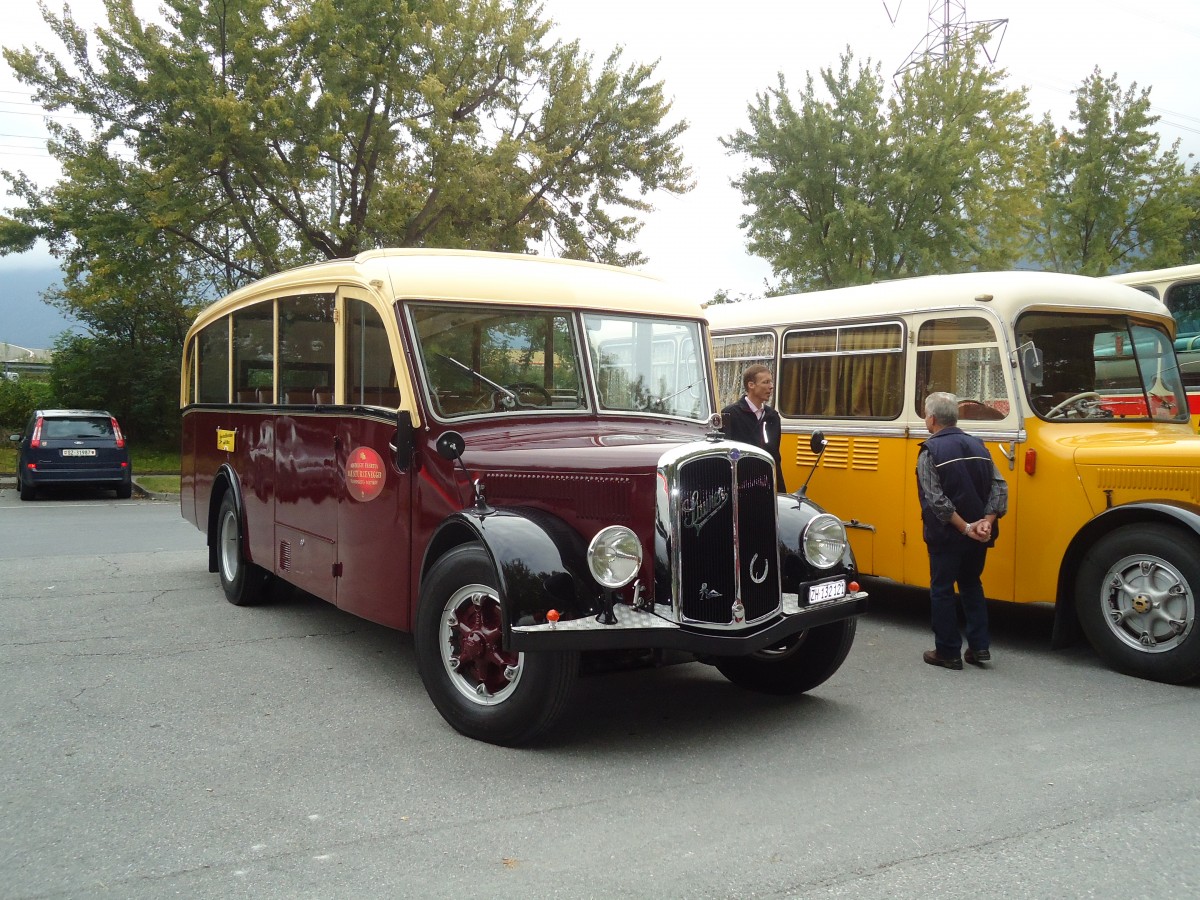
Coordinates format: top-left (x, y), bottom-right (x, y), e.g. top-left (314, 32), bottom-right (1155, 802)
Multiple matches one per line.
top-left (711, 332), bottom-right (775, 408)
top-left (914, 317), bottom-right (1008, 419)
top-left (196, 317), bottom-right (230, 403)
top-left (233, 303), bottom-right (275, 402)
top-left (278, 294), bottom-right (335, 404)
top-left (779, 323), bottom-right (903, 418)
top-left (345, 299), bottom-right (398, 408)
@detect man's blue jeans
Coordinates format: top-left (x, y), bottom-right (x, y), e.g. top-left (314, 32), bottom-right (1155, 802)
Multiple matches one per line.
top-left (928, 540), bottom-right (990, 659)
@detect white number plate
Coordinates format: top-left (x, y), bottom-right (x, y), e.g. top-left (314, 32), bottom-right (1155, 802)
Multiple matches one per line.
top-left (808, 579), bottom-right (846, 604)
top-left (61, 449), bottom-right (96, 457)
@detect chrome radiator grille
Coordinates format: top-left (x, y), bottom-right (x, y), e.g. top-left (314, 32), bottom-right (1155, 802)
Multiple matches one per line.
top-left (667, 447), bottom-right (780, 626)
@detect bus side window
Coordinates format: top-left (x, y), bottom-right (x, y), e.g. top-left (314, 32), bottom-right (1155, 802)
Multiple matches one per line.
top-left (279, 293), bottom-right (335, 404)
top-left (196, 317), bottom-right (230, 403)
top-left (233, 303), bottom-right (275, 403)
top-left (914, 317), bottom-right (1009, 420)
top-left (345, 298), bottom-right (399, 408)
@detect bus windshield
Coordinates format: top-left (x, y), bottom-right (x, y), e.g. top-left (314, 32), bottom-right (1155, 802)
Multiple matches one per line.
top-left (1016, 311), bottom-right (1188, 422)
top-left (583, 314), bottom-right (710, 418)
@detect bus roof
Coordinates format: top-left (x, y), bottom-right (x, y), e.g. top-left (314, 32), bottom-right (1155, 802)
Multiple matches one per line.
top-left (705, 270), bottom-right (1174, 332)
top-left (188, 249), bottom-right (702, 334)
top-left (1104, 263), bottom-right (1200, 292)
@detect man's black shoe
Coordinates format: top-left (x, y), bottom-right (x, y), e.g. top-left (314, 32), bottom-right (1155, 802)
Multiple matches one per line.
top-left (923, 650), bottom-right (963, 670)
top-left (965, 648), bottom-right (991, 665)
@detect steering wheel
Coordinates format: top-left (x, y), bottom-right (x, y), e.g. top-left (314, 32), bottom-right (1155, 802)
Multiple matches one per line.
top-left (1047, 391), bottom-right (1101, 418)
top-left (505, 382), bottom-right (553, 406)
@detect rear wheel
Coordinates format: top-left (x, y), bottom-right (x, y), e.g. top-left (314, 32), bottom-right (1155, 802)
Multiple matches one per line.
top-left (216, 492), bottom-right (272, 606)
top-left (715, 618), bottom-right (857, 695)
top-left (1076, 524), bottom-right (1200, 684)
top-left (116, 479), bottom-right (132, 500)
top-left (18, 472), bottom-right (35, 501)
top-left (415, 544), bottom-right (578, 745)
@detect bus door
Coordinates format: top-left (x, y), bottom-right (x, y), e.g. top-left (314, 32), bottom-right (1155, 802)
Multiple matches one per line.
top-left (333, 294), bottom-right (414, 631)
top-left (903, 312), bottom-right (1020, 602)
top-left (273, 293), bottom-right (340, 601)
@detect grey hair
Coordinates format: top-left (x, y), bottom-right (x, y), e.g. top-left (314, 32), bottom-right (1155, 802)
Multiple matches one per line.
top-left (924, 391), bottom-right (959, 426)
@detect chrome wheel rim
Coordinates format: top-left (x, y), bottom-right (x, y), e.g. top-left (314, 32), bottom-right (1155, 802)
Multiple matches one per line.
top-left (219, 506), bottom-right (240, 583)
top-left (439, 583), bottom-right (523, 705)
top-left (1100, 553), bottom-right (1195, 653)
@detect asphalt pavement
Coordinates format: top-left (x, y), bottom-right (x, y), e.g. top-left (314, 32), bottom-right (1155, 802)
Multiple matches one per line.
top-left (1, 490), bottom-right (1198, 899)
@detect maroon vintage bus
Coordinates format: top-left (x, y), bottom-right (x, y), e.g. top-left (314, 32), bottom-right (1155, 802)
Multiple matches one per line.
top-left (180, 249), bottom-right (867, 744)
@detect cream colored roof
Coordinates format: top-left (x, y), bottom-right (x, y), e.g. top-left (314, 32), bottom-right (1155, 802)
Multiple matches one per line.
top-left (706, 270), bottom-right (1173, 333)
top-left (1105, 263), bottom-right (1200, 290)
top-left (188, 248), bottom-right (701, 335)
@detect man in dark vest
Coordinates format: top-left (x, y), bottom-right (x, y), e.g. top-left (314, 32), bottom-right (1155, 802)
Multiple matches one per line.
top-left (722, 364), bottom-right (787, 492)
top-left (917, 391), bottom-right (1009, 670)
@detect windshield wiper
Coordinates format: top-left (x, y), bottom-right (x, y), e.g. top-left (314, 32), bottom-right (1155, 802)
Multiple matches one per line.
top-left (646, 377), bottom-right (705, 410)
top-left (436, 354), bottom-right (518, 406)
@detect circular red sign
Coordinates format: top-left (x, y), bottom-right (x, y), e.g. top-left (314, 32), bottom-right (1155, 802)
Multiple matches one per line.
top-left (346, 446), bottom-right (386, 502)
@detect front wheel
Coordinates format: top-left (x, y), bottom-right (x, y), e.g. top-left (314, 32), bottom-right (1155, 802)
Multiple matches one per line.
top-left (216, 492), bottom-right (272, 606)
top-left (1076, 524), bottom-right (1200, 684)
top-left (415, 544), bottom-right (578, 745)
top-left (715, 617), bottom-right (857, 695)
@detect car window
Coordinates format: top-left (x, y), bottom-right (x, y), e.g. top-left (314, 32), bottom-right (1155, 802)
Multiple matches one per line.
top-left (41, 417), bottom-right (115, 440)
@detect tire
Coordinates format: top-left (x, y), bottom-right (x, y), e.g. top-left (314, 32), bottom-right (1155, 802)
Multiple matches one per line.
top-left (116, 480), bottom-right (132, 500)
top-left (1076, 524), bottom-right (1200, 684)
top-left (18, 472), bottom-right (36, 501)
top-left (715, 617), bottom-right (857, 695)
top-left (414, 544), bottom-right (579, 745)
top-left (216, 492), bottom-right (272, 606)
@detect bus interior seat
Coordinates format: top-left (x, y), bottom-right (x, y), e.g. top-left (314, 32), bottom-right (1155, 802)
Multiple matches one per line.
top-left (313, 388), bottom-right (333, 405)
top-left (236, 389), bottom-right (257, 404)
top-left (958, 399), bottom-right (1006, 420)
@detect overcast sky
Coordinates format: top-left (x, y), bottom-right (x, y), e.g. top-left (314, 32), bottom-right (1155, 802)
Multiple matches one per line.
top-left (2, 0), bottom-right (1198, 300)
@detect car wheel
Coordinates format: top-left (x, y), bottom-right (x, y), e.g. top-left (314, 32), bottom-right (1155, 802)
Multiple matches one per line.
top-left (414, 543), bottom-right (579, 745)
top-left (1076, 523), bottom-right (1200, 684)
top-left (116, 478), bottom-right (132, 500)
top-left (715, 617), bottom-right (857, 695)
top-left (216, 492), bottom-right (272, 606)
top-left (18, 472), bottom-right (35, 501)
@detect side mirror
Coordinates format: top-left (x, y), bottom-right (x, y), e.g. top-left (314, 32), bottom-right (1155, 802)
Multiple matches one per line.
top-left (8, 433), bottom-right (20, 443)
top-left (390, 411), bottom-right (416, 470)
top-left (435, 430), bottom-right (466, 461)
top-left (1018, 342), bottom-right (1044, 386)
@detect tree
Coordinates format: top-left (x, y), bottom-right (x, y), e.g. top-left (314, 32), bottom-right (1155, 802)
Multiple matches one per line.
top-left (722, 39), bottom-right (1034, 292)
top-left (1027, 68), bottom-right (1200, 275)
top-left (1, 0), bottom-right (689, 440)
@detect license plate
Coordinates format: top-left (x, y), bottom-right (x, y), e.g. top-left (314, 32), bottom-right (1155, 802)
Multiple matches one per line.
top-left (61, 448), bottom-right (96, 457)
top-left (808, 579), bottom-right (846, 604)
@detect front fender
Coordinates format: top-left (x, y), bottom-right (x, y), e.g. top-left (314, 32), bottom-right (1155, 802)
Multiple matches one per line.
top-left (424, 507), bottom-right (597, 640)
top-left (1054, 499), bottom-right (1200, 648)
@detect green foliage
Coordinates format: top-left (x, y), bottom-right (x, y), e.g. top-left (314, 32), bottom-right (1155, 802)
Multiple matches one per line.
top-left (723, 39), bottom-right (1035, 291)
top-left (50, 332), bottom-right (181, 445)
top-left (0, 376), bottom-right (53, 431)
top-left (1, 0), bottom-right (688, 436)
top-left (1027, 68), bottom-right (1200, 274)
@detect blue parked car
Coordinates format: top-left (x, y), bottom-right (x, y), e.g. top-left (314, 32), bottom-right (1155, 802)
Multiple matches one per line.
top-left (9, 409), bottom-right (132, 501)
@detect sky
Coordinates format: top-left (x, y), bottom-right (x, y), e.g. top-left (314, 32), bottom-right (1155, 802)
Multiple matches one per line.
top-left (1, 0), bottom-right (1198, 308)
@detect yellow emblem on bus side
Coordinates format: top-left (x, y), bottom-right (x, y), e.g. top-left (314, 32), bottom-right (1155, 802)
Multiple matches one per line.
top-left (216, 428), bottom-right (236, 452)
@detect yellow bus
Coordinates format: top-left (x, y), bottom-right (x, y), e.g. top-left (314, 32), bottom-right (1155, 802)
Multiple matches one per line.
top-left (708, 270), bottom-right (1200, 684)
top-left (1105, 263), bottom-right (1200, 429)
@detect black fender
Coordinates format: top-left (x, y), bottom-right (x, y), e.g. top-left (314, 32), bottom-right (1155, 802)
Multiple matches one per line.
top-left (775, 493), bottom-right (859, 592)
top-left (206, 463), bottom-right (245, 574)
top-left (421, 506), bottom-right (598, 642)
top-left (1053, 500), bottom-right (1200, 648)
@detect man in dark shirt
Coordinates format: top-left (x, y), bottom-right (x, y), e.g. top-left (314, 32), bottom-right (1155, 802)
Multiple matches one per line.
top-left (917, 391), bottom-right (1008, 670)
top-left (721, 364), bottom-right (787, 492)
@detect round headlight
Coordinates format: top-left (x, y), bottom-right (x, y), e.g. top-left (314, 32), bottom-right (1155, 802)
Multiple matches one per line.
top-left (587, 525), bottom-right (643, 589)
top-left (802, 513), bottom-right (847, 569)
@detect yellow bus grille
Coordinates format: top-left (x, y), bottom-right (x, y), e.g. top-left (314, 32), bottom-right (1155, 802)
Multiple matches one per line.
top-left (1094, 467), bottom-right (1200, 504)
